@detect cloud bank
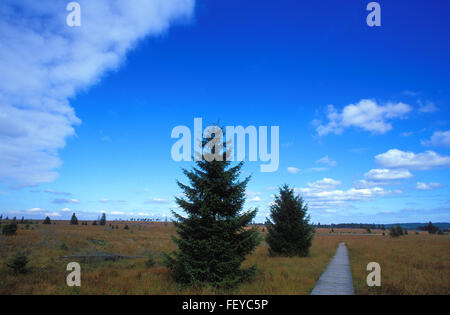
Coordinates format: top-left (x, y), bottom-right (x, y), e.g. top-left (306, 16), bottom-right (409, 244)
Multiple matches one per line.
top-left (422, 131), bottom-right (450, 148)
top-left (416, 182), bottom-right (442, 191)
top-left (296, 178), bottom-right (396, 210)
top-left (375, 149), bottom-right (450, 170)
top-left (0, 0), bottom-right (195, 187)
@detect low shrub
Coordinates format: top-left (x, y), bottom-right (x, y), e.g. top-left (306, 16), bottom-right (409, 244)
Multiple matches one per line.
top-left (145, 253), bottom-right (156, 267)
top-left (2, 222), bottom-right (18, 236)
top-left (6, 253), bottom-right (29, 274)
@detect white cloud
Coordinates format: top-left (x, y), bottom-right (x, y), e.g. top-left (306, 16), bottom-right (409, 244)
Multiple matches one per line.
top-left (246, 191), bottom-right (263, 202)
top-left (354, 179), bottom-right (382, 189)
top-left (403, 90), bottom-right (418, 96)
top-left (418, 102), bottom-right (438, 113)
top-left (111, 211), bottom-right (125, 215)
top-left (146, 198), bottom-right (169, 204)
top-left (45, 212), bottom-right (61, 217)
top-left (61, 208), bottom-right (71, 212)
top-left (0, 0), bottom-right (195, 187)
top-left (28, 208), bottom-right (45, 212)
top-left (296, 178), bottom-right (396, 210)
top-left (52, 198), bottom-right (79, 204)
top-left (316, 155), bottom-right (337, 167)
top-left (248, 196), bottom-right (262, 202)
top-left (44, 189), bottom-right (72, 196)
top-left (422, 131), bottom-right (450, 148)
top-left (375, 149), bottom-right (450, 170)
top-left (287, 167), bottom-right (300, 174)
top-left (364, 169), bottom-right (413, 181)
top-left (316, 99), bottom-right (412, 136)
top-left (306, 178), bottom-right (342, 190)
top-left (416, 182), bottom-right (442, 191)
top-left (401, 131), bottom-right (414, 137)
top-left (355, 168), bottom-right (413, 188)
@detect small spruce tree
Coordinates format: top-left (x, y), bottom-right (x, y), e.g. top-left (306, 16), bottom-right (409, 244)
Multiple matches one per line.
top-left (396, 224), bottom-right (404, 236)
top-left (2, 222), bottom-right (18, 236)
top-left (43, 216), bottom-right (51, 225)
top-left (389, 227), bottom-right (398, 237)
top-left (427, 221), bottom-right (438, 234)
top-left (99, 213), bottom-right (106, 226)
top-left (390, 225), bottom-right (405, 237)
top-left (164, 126), bottom-right (260, 288)
top-left (6, 253), bottom-right (29, 274)
top-left (266, 185), bottom-right (314, 257)
top-left (70, 213), bottom-right (78, 225)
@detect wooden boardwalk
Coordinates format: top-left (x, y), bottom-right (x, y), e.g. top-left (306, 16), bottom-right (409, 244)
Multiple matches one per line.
top-left (311, 242), bottom-right (355, 295)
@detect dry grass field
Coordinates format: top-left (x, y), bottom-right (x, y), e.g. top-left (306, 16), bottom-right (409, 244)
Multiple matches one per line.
top-left (0, 221), bottom-right (448, 295)
top-left (346, 234), bottom-right (450, 295)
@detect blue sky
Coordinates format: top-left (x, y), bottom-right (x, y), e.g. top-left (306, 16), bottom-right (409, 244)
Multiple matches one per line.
top-left (0, 0), bottom-right (449, 224)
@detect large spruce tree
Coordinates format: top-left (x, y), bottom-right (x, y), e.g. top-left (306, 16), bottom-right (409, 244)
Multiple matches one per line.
top-left (266, 185), bottom-right (314, 257)
top-left (164, 127), bottom-right (260, 288)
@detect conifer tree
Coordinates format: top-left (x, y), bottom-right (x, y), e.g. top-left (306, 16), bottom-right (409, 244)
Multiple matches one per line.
top-left (99, 213), bottom-right (106, 226)
top-left (70, 213), bottom-right (78, 225)
top-left (266, 185), bottom-right (314, 257)
top-left (396, 224), bottom-right (404, 236)
top-left (427, 221), bottom-right (438, 234)
top-left (2, 221), bottom-right (18, 236)
top-left (164, 126), bottom-right (260, 288)
top-left (43, 216), bottom-right (51, 224)
top-left (390, 225), bottom-right (405, 237)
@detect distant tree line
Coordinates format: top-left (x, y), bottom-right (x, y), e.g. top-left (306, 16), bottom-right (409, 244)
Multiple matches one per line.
top-left (314, 223), bottom-right (384, 230)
